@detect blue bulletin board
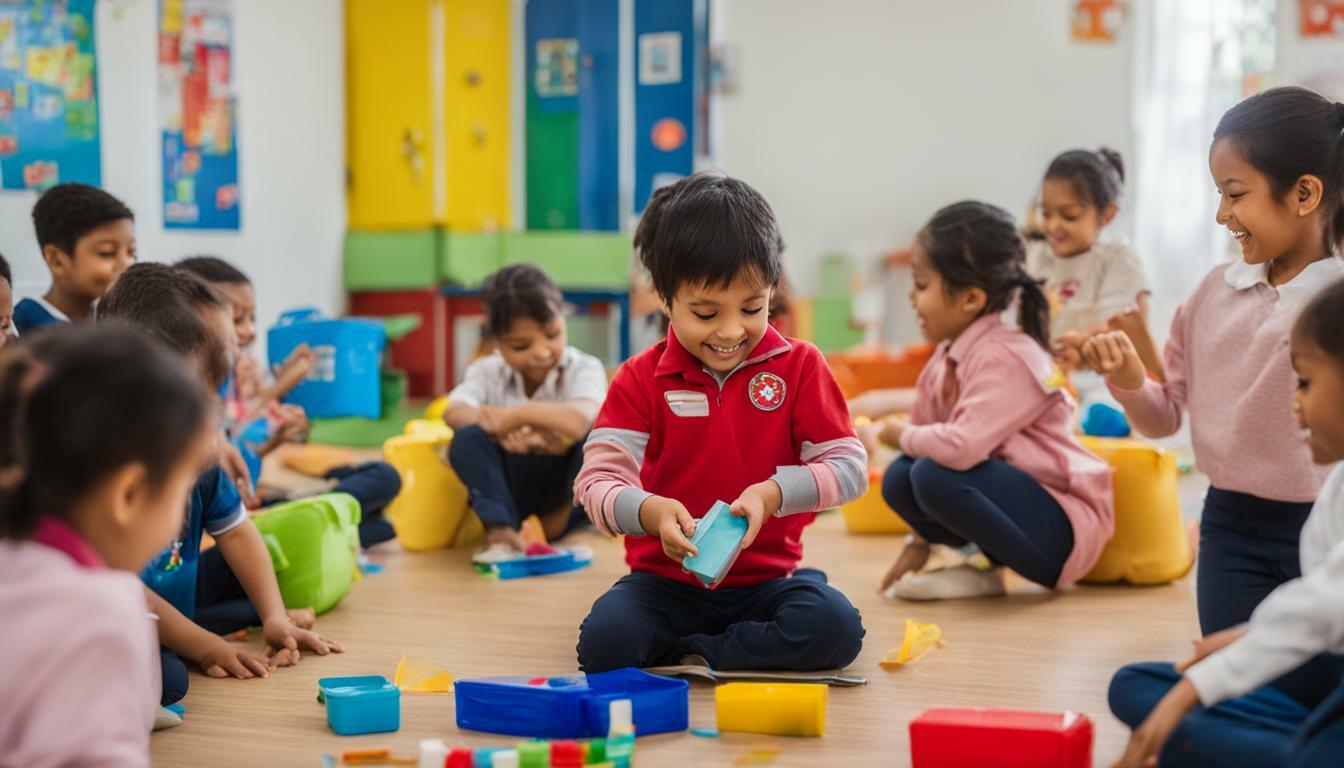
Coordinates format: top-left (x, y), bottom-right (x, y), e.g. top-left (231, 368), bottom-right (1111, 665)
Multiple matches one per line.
top-left (0, 0), bottom-right (101, 190)
top-left (159, 0), bottom-right (240, 230)
top-left (633, 0), bottom-right (704, 215)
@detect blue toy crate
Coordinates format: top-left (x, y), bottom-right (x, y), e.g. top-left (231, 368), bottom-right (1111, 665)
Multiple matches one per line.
top-left (317, 675), bottom-right (400, 735)
top-left (268, 307), bottom-right (385, 419)
top-left (681, 501), bottom-right (747, 589)
top-left (480, 547), bottom-right (593, 580)
top-left (454, 667), bottom-right (688, 739)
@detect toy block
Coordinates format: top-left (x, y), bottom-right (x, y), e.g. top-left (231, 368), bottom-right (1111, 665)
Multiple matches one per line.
top-left (681, 501), bottom-right (747, 589)
top-left (909, 708), bottom-right (1093, 768)
top-left (317, 675), bottom-right (400, 736)
top-left (715, 682), bottom-right (827, 737)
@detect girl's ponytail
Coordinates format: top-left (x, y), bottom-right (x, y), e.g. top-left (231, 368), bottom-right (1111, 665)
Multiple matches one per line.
top-left (1015, 272), bottom-right (1052, 350)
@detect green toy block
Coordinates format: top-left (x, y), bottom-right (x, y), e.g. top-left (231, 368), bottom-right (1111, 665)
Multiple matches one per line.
top-left (252, 493), bottom-right (362, 616)
top-left (439, 231), bottom-right (503, 286)
top-left (501, 231), bottom-right (630, 289)
top-left (811, 297), bottom-right (865, 353)
top-left (344, 230), bottom-right (440, 291)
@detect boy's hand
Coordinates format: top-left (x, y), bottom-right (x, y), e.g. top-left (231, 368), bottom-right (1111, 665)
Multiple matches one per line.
top-left (856, 421), bottom-right (884, 461)
top-left (640, 496), bottom-right (698, 564)
top-left (261, 616), bottom-right (344, 662)
top-left (1081, 331), bottom-right (1147, 391)
top-left (1175, 627), bottom-right (1247, 673)
top-left (1112, 678), bottom-right (1199, 768)
top-left (198, 638), bottom-right (274, 679)
top-left (477, 405), bottom-right (515, 438)
top-left (282, 344), bottom-right (315, 378)
top-left (730, 480), bottom-right (782, 550)
top-left (273, 404), bottom-right (310, 443)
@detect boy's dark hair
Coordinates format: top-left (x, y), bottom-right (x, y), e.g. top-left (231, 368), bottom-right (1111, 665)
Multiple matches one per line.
top-left (1295, 275), bottom-right (1344, 366)
top-left (634, 171), bottom-right (783, 304)
top-left (31, 183), bottom-right (134, 256)
top-left (0, 252), bottom-right (10, 285)
top-left (98, 263), bottom-right (232, 390)
top-left (1214, 87), bottom-right (1344, 254)
top-left (920, 201), bottom-right (1051, 349)
top-left (1044, 147), bottom-right (1125, 210)
top-left (481, 264), bottom-right (564, 338)
top-left (177, 255), bottom-right (250, 285)
top-left (0, 324), bottom-right (211, 538)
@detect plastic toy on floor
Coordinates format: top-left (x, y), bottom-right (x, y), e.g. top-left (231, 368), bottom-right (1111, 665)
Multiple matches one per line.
top-left (394, 655), bottom-right (454, 692)
top-left (1080, 402), bottom-right (1130, 438)
top-left (681, 501), bottom-right (747, 589)
top-left (715, 682), bottom-right (828, 737)
top-left (1079, 436), bottom-right (1192, 585)
top-left (909, 708), bottom-right (1093, 768)
top-left (317, 675), bottom-right (400, 736)
top-left (251, 492), bottom-right (362, 615)
top-left (841, 466), bottom-right (911, 535)
top-left (879, 619), bottom-right (943, 669)
top-left (454, 668), bottom-right (688, 739)
top-left (473, 545), bottom-right (594, 580)
top-left (646, 655), bottom-right (866, 687)
top-left (382, 430), bottom-right (482, 551)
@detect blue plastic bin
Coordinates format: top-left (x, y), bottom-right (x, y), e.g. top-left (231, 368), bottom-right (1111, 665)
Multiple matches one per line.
top-left (486, 548), bottom-right (593, 580)
top-left (268, 308), bottom-right (385, 419)
top-left (317, 675), bottom-right (400, 735)
top-left (454, 668), bottom-right (688, 739)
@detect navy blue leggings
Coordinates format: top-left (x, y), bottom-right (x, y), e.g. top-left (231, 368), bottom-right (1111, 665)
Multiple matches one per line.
top-left (447, 424), bottom-right (589, 535)
top-left (1109, 661), bottom-right (1344, 768)
top-left (881, 455), bottom-right (1075, 588)
top-left (576, 568), bottom-right (864, 673)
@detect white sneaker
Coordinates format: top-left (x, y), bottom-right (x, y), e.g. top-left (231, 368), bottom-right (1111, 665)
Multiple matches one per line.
top-left (472, 542), bottom-right (522, 565)
top-left (153, 706), bottom-right (184, 730)
top-left (888, 565), bottom-right (1006, 601)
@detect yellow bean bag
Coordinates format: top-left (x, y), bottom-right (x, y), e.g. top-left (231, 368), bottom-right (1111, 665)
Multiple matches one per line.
top-left (1080, 436), bottom-right (1192, 585)
top-left (381, 430), bottom-right (484, 551)
top-left (841, 468), bottom-right (910, 535)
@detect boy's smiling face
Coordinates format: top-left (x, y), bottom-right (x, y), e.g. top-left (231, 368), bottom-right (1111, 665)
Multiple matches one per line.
top-left (666, 274), bottom-right (773, 375)
top-left (46, 218), bottom-right (137, 303)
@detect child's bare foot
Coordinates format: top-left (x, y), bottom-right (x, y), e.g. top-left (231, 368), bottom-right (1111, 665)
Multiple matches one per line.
top-left (1107, 309), bottom-right (1165, 382)
top-left (287, 607), bottom-right (316, 630)
top-left (878, 538), bottom-right (932, 593)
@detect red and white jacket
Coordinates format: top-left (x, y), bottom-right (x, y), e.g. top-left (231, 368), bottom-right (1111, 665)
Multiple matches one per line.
top-left (574, 325), bottom-right (867, 588)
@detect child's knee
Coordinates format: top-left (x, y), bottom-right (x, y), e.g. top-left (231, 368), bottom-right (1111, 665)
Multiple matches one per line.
top-left (1108, 661), bottom-right (1178, 727)
top-left (159, 649), bottom-right (189, 706)
top-left (366, 461), bottom-right (402, 496)
top-left (880, 457), bottom-right (915, 511)
top-left (803, 587), bottom-right (866, 668)
top-left (575, 606), bottom-right (646, 673)
top-left (447, 424), bottom-right (491, 466)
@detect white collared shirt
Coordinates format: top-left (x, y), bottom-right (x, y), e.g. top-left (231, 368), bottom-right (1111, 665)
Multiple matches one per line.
top-left (448, 345), bottom-right (608, 408)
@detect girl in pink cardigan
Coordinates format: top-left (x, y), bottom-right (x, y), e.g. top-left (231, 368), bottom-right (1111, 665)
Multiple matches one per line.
top-left (865, 201), bottom-right (1114, 601)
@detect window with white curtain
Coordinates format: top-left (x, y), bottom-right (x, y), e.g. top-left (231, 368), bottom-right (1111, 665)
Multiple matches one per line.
top-left (1129, 0), bottom-right (1276, 337)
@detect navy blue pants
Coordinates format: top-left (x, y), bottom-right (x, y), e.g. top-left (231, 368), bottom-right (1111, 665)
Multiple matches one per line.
top-left (576, 569), bottom-right (865, 673)
top-left (881, 456), bottom-right (1075, 588)
top-left (1109, 661), bottom-right (1344, 768)
top-left (448, 424), bottom-right (588, 535)
top-left (160, 648), bottom-right (189, 706)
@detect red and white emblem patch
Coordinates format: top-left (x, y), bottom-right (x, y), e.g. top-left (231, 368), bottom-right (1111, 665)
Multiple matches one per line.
top-left (749, 372), bottom-right (786, 411)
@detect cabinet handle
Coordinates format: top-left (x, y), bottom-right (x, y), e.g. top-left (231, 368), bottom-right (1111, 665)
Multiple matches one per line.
top-left (401, 127), bottom-right (425, 181)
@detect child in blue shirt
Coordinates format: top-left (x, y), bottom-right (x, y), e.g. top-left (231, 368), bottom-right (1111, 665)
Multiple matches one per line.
top-left (14, 184), bottom-right (135, 333)
top-left (100, 263), bottom-right (344, 706)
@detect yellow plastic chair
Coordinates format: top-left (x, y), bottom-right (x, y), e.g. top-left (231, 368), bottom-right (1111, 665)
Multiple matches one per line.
top-left (1080, 436), bottom-right (1193, 585)
top-left (381, 430), bottom-right (484, 551)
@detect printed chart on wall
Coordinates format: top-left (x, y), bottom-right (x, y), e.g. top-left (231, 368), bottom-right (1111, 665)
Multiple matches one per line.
top-left (159, 0), bottom-right (240, 230)
top-left (0, 0), bottom-right (101, 190)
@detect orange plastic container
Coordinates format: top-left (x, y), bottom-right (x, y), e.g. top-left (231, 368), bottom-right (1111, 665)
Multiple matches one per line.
top-left (828, 343), bottom-right (935, 399)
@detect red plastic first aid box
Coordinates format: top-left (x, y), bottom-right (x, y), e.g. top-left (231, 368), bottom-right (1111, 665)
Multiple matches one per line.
top-left (909, 707), bottom-right (1093, 768)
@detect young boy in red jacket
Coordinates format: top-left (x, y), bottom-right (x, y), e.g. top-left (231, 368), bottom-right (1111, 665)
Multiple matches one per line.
top-left (574, 172), bottom-right (868, 672)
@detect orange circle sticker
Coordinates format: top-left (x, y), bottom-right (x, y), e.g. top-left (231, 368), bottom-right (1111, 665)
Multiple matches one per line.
top-left (651, 118), bottom-right (687, 152)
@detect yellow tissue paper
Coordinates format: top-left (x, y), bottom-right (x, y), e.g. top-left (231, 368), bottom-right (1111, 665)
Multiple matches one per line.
top-left (393, 655), bottom-right (453, 692)
top-left (879, 619), bottom-right (943, 669)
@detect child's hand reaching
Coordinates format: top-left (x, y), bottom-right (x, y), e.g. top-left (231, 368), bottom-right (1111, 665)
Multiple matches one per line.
top-left (730, 480), bottom-right (782, 550)
top-left (1081, 331), bottom-right (1147, 390)
top-left (639, 496), bottom-right (698, 564)
top-left (198, 638), bottom-right (274, 679)
top-left (261, 615), bottom-right (344, 663)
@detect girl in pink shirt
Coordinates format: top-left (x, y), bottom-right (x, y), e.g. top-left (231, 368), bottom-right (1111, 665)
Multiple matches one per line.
top-left (0, 326), bottom-right (216, 768)
top-left (866, 201), bottom-right (1114, 601)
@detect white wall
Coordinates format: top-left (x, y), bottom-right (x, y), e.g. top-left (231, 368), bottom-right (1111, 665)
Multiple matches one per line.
top-left (711, 0), bottom-right (1134, 335)
top-left (0, 0), bottom-right (346, 347)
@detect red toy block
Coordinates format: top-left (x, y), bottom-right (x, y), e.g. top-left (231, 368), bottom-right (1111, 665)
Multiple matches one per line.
top-left (910, 708), bottom-right (1093, 768)
top-left (348, 289), bottom-right (443, 397)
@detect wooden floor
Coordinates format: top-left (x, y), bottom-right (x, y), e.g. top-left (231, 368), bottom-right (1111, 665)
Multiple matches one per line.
top-left (150, 506), bottom-right (1200, 767)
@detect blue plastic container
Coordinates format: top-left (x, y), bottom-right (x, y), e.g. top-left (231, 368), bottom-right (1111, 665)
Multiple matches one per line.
top-left (268, 308), bottom-right (385, 419)
top-left (1082, 402), bottom-right (1132, 438)
top-left (317, 675), bottom-right (400, 735)
top-left (681, 501), bottom-right (747, 589)
top-left (454, 668), bottom-right (688, 739)
top-left (486, 548), bottom-right (593, 580)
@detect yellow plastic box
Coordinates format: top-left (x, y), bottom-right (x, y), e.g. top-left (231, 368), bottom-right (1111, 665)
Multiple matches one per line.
top-left (715, 683), bottom-right (827, 737)
top-left (841, 468), bottom-right (910, 535)
top-left (381, 431), bottom-right (484, 551)
top-left (1080, 436), bottom-right (1193, 585)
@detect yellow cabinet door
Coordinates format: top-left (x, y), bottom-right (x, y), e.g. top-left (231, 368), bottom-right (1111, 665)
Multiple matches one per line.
top-left (347, 0), bottom-right (436, 229)
top-left (442, 0), bottom-right (511, 231)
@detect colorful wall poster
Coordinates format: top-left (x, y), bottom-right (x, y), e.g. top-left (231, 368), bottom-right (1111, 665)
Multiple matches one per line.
top-left (0, 0), bottom-right (101, 190)
top-left (1300, 0), bottom-right (1344, 36)
top-left (1071, 0), bottom-right (1125, 43)
top-left (159, 0), bottom-right (240, 230)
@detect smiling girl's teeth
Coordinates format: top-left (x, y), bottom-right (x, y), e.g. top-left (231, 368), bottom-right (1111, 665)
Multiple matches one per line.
top-left (1231, 229), bottom-right (1249, 241)
top-left (709, 342), bottom-right (743, 354)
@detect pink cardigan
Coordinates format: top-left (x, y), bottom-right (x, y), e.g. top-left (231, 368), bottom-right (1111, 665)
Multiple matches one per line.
top-left (900, 316), bottom-right (1115, 587)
